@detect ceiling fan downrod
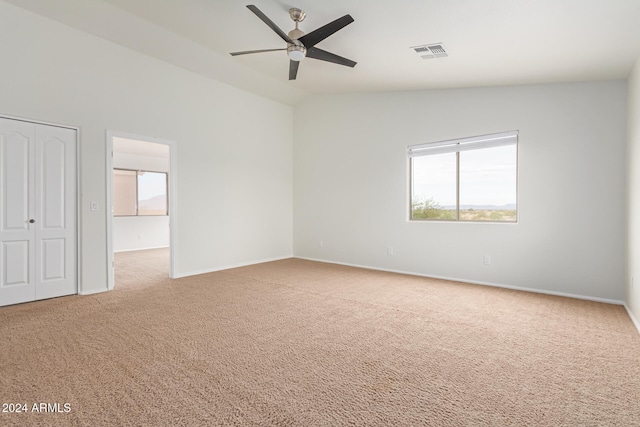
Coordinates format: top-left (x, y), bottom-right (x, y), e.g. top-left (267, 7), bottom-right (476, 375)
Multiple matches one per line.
top-left (287, 8), bottom-right (306, 61)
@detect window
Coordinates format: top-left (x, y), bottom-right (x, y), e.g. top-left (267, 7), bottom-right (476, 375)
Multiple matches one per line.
top-left (409, 131), bottom-right (518, 222)
top-left (113, 169), bottom-right (168, 216)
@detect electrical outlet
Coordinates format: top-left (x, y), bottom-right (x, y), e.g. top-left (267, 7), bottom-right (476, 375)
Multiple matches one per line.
top-left (319, 240), bottom-right (323, 248)
top-left (387, 247), bottom-right (394, 256)
top-left (632, 277), bottom-right (635, 289)
top-left (483, 255), bottom-right (491, 265)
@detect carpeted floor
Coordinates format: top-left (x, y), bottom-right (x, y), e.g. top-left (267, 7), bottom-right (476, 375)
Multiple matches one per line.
top-left (1, 248), bottom-right (639, 426)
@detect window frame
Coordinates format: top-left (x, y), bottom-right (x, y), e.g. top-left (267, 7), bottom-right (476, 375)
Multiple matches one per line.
top-left (113, 168), bottom-right (169, 217)
top-left (408, 131), bottom-right (518, 223)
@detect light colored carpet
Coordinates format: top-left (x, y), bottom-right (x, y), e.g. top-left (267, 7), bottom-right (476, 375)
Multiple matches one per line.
top-left (1, 248), bottom-right (639, 426)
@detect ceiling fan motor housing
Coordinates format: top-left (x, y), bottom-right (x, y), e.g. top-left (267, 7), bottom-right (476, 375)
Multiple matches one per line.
top-left (288, 28), bottom-right (305, 40)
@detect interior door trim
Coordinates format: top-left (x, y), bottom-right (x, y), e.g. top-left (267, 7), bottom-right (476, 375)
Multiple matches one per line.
top-left (105, 130), bottom-right (178, 291)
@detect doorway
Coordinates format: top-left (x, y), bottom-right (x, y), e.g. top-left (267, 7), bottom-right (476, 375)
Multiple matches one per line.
top-left (106, 131), bottom-right (177, 290)
top-left (0, 116), bottom-right (78, 306)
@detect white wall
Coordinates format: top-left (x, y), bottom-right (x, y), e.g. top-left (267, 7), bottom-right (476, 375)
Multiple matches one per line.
top-left (627, 57), bottom-right (640, 322)
top-left (294, 81), bottom-right (627, 302)
top-left (0, 2), bottom-right (293, 292)
top-left (113, 216), bottom-right (170, 252)
top-left (114, 151), bottom-right (169, 172)
top-left (113, 151), bottom-right (170, 252)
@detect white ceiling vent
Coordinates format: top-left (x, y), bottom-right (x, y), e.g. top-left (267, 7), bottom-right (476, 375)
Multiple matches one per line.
top-left (411, 43), bottom-right (448, 59)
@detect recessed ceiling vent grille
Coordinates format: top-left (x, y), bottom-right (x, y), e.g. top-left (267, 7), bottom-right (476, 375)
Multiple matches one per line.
top-left (411, 43), bottom-right (448, 59)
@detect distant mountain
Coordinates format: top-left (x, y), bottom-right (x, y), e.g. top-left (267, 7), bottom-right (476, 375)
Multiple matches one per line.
top-left (139, 194), bottom-right (167, 213)
top-left (444, 204), bottom-right (516, 210)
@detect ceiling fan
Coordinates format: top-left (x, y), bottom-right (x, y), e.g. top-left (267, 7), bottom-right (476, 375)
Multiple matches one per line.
top-left (230, 5), bottom-right (356, 80)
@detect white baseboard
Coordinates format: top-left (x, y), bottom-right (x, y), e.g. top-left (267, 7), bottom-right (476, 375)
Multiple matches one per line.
top-left (78, 287), bottom-right (109, 296)
top-left (114, 246), bottom-right (169, 253)
top-left (295, 256), bottom-right (625, 306)
top-left (175, 255), bottom-right (293, 278)
top-left (624, 304), bottom-right (640, 335)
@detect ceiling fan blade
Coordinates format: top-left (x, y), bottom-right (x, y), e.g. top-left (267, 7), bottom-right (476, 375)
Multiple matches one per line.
top-left (246, 5), bottom-right (293, 44)
top-left (289, 60), bottom-right (300, 80)
top-left (306, 47), bottom-right (357, 68)
top-left (230, 48), bottom-right (286, 56)
top-left (298, 14), bottom-right (354, 48)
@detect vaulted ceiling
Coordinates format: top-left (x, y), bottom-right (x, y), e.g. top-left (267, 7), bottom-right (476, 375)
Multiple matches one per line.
top-left (6, 0), bottom-right (640, 105)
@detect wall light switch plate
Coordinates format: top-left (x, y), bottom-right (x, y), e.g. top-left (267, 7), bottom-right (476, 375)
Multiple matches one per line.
top-left (90, 201), bottom-right (98, 211)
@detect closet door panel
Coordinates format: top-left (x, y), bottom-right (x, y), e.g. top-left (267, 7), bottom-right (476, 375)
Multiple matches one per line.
top-left (0, 118), bottom-right (36, 305)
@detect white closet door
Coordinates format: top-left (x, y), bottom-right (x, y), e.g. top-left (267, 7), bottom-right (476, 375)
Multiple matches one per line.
top-left (34, 124), bottom-right (77, 300)
top-left (0, 117), bottom-right (77, 306)
top-left (0, 118), bottom-right (36, 305)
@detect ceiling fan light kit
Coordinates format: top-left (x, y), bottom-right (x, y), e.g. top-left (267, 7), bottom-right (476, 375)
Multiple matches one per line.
top-left (287, 43), bottom-right (306, 61)
top-left (229, 4), bottom-right (356, 80)
top-left (287, 40), bottom-right (307, 61)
